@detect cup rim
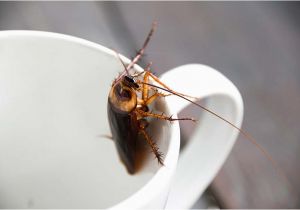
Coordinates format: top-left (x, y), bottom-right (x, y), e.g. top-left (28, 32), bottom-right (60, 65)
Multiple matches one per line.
top-left (0, 30), bottom-right (180, 208)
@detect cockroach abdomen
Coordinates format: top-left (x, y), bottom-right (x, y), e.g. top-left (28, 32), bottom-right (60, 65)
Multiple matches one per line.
top-left (107, 100), bottom-right (139, 174)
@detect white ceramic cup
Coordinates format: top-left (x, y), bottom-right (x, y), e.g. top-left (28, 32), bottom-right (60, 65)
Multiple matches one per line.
top-left (0, 31), bottom-right (243, 209)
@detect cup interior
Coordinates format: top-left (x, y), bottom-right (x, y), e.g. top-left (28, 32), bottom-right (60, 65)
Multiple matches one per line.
top-left (0, 31), bottom-right (172, 208)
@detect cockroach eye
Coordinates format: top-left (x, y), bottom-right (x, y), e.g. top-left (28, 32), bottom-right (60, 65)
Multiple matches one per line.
top-left (124, 75), bottom-right (139, 89)
top-left (124, 75), bottom-right (135, 83)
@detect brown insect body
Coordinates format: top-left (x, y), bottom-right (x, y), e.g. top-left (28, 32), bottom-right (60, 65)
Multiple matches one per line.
top-left (108, 73), bottom-right (169, 174)
top-left (107, 78), bottom-right (138, 174)
top-left (108, 76), bottom-right (145, 174)
top-left (107, 22), bottom-right (173, 174)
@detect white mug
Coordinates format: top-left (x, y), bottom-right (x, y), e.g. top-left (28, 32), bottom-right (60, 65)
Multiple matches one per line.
top-left (0, 31), bottom-right (243, 209)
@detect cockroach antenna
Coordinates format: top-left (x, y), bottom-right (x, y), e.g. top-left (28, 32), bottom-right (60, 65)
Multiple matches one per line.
top-left (139, 81), bottom-right (292, 189)
top-left (108, 20), bottom-right (294, 200)
top-left (114, 50), bottom-right (130, 75)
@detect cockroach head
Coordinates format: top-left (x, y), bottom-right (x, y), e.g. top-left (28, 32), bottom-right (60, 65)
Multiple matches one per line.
top-left (123, 75), bottom-right (139, 89)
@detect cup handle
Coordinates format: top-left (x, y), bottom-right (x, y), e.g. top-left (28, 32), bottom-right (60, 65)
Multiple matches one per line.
top-left (159, 64), bottom-right (244, 209)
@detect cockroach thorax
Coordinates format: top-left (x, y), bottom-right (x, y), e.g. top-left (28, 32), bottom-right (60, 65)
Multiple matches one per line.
top-left (108, 80), bottom-right (137, 113)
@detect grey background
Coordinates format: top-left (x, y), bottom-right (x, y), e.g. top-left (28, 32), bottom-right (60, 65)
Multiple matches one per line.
top-left (0, 2), bottom-right (299, 208)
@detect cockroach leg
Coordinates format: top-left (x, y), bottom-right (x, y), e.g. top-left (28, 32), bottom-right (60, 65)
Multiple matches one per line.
top-left (135, 109), bottom-right (197, 122)
top-left (144, 92), bottom-right (169, 105)
top-left (142, 71), bottom-right (150, 100)
top-left (145, 62), bottom-right (153, 71)
top-left (139, 70), bottom-right (199, 100)
top-left (130, 61), bottom-right (153, 78)
top-left (137, 98), bottom-right (145, 106)
top-left (99, 134), bottom-right (113, 140)
top-left (138, 123), bottom-right (164, 165)
top-left (140, 68), bottom-right (170, 104)
top-left (131, 70), bottom-right (145, 78)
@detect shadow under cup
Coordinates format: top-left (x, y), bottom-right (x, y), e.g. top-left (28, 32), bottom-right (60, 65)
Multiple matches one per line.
top-left (0, 31), bottom-right (173, 208)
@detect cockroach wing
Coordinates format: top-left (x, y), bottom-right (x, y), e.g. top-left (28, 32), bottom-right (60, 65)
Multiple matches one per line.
top-left (107, 100), bottom-right (139, 174)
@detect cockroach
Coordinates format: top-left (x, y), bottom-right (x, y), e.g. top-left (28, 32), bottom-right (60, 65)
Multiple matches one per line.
top-left (107, 22), bottom-right (196, 174)
top-left (107, 22), bottom-right (289, 183)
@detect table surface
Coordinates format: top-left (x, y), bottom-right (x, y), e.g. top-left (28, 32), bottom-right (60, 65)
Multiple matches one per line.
top-left (0, 2), bottom-right (299, 208)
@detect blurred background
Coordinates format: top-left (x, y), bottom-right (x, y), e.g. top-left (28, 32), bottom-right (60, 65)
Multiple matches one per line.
top-left (0, 2), bottom-right (299, 208)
